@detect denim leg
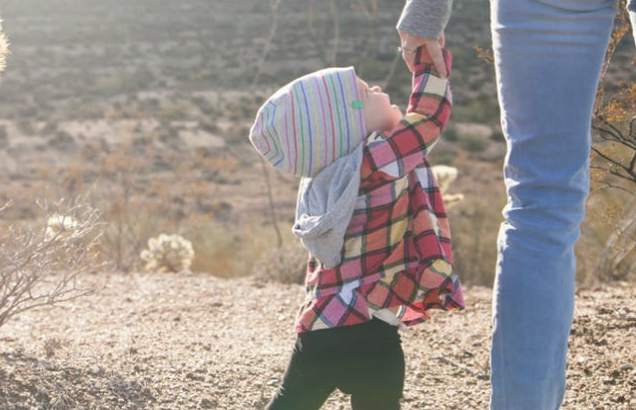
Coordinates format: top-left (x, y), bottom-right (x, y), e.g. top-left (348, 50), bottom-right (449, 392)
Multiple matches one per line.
top-left (489, 0), bottom-right (617, 409)
top-left (628, 0), bottom-right (636, 44)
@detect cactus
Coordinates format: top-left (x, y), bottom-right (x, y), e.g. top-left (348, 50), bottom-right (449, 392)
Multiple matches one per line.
top-left (432, 165), bottom-right (464, 208)
top-left (0, 14), bottom-right (9, 76)
top-left (45, 213), bottom-right (81, 242)
top-left (140, 234), bottom-right (195, 273)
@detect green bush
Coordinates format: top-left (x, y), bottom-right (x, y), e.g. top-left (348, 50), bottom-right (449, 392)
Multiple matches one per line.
top-left (458, 134), bottom-right (487, 152)
top-left (490, 130), bottom-right (506, 142)
top-left (443, 125), bottom-right (460, 143)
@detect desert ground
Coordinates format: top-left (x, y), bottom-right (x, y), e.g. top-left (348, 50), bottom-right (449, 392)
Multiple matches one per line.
top-left (1, 272), bottom-right (635, 410)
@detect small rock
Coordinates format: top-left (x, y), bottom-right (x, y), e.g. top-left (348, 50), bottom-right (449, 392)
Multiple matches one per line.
top-left (186, 372), bottom-right (205, 382)
top-left (200, 398), bottom-right (216, 409)
top-left (43, 362), bottom-right (59, 371)
top-left (619, 364), bottom-right (633, 371)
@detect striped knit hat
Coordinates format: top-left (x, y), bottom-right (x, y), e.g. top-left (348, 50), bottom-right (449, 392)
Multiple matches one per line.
top-left (249, 67), bottom-right (367, 178)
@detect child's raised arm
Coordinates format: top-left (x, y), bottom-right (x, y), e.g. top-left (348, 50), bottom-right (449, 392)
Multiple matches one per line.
top-left (361, 47), bottom-right (452, 181)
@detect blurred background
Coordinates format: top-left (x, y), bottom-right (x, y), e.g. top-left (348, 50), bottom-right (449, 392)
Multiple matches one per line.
top-left (0, 0), bottom-right (634, 286)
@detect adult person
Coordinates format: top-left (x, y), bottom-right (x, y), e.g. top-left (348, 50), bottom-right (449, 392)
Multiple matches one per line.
top-left (398, 0), bottom-right (636, 409)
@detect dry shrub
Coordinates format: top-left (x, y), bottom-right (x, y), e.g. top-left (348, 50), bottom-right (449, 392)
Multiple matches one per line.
top-left (253, 241), bottom-right (308, 285)
top-left (584, 1), bottom-right (636, 284)
top-left (450, 199), bottom-right (503, 287)
top-left (90, 140), bottom-right (174, 272)
top-left (187, 217), bottom-right (287, 279)
top-left (0, 197), bottom-right (105, 329)
top-left (447, 158), bottom-right (506, 286)
top-left (578, 192), bottom-right (636, 285)
top-left (77, 134), bottom-right (249, 273)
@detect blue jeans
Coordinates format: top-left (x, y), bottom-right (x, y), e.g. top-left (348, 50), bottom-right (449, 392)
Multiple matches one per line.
top-left (489, 0), bottom-right (635, 409)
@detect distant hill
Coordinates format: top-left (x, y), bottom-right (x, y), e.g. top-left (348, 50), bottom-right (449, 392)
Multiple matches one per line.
top-left (0, 0), bottom-right (632, 125)
top-left (0, 0), bottom-right (633, 286)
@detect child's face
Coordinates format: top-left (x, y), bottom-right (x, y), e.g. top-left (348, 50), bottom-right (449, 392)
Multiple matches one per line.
top-left (356, 77), bottom-right (403, 133)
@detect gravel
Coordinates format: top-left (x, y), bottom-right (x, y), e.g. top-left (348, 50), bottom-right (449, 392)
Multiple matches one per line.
top-left (1, 272), bottom-right (635, 409)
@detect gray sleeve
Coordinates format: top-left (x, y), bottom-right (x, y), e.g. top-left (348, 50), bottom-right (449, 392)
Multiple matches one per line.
top-left (628, 0), bottom-right (636, 46)
top-left (396, 0), bottom-right (453, 40)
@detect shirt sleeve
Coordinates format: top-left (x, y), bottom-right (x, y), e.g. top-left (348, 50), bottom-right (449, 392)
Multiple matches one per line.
top-left (361, 47), bottom-right (452, 180)
top-left (397, 0), bottom-right (453, 40)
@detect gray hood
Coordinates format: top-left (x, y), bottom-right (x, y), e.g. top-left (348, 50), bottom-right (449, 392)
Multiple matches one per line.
top-left (292, 144), bottom-right (364, 269)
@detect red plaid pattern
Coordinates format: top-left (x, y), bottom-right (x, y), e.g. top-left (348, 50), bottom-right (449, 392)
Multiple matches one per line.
top-left (295, 48), bottom-right (465, 333)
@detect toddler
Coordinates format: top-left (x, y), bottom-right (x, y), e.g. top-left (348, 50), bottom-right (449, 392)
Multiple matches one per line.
top-left (250, 46), bottom-right (464, 410)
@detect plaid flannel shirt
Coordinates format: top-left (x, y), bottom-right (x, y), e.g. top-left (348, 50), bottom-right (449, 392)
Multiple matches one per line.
top-left (295, 48), bottom-right (465, 333)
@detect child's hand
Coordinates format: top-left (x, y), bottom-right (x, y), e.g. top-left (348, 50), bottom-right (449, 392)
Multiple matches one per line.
top-left (398, 30), bottom-right (447, 77)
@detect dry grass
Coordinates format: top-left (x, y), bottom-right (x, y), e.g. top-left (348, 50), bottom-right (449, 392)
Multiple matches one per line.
top-left (186, 216), bottom-right (295, 279)
top-left (253, 241), bottom-right (308, 285)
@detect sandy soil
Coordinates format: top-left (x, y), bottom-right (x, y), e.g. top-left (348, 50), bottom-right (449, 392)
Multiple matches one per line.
top-left (0, 272), bottom-right (635, 410)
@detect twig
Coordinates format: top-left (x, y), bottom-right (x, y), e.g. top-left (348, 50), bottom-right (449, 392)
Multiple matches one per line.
top-left (434, 355), bottom-right (489, 379)
top-left (252, 0), bottom-right (282, 88)
top-left (252, 0), bottom-right (284, 248)
top-left (260, 157), bottom-right (283, 248)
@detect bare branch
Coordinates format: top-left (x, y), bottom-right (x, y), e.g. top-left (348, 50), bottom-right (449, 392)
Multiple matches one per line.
top-left (591, 5), bottom-right (636, 197)
top-left (607, 168), bottom-right (636, 185)
top-left (591, 146), bottom-right (631, 175)
top-left (306, 0), bottom-right (341, 66)
top-left (329, 0), bottom-right (340, 66)
top-left (0, 197), bottom-right (106, 329)
top-left (590, 180), bottom-right (636, 197)
top-left (258, 157), bottom-right (283, 248)
top-left (594, 120), bottom-right (636, 151)
top-left (596, 199), bottom-right (636, 280)
top-left (251, 0), bottom-right (282, 88)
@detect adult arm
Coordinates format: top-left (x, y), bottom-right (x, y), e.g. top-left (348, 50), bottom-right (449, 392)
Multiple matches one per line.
top-left (397, 0), bottom-right (453, 40)
top-left (397, 0), bottom-right (453, 77)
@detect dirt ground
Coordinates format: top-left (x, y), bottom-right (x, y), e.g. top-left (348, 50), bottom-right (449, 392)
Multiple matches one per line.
top-left (0, 272), bottom-right (635, 410)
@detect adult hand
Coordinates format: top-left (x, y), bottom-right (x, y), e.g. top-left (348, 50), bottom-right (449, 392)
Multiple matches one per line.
top-left (398, 30), bottom-right (447, 77)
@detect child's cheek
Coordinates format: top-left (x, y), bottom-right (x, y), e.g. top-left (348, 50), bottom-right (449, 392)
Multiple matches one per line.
top-left (390, 105), bottom-right (403, 127)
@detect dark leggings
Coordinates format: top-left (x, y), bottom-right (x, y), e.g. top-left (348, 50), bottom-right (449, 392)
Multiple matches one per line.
top-left (265, 318), bottom-right (405, 410)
